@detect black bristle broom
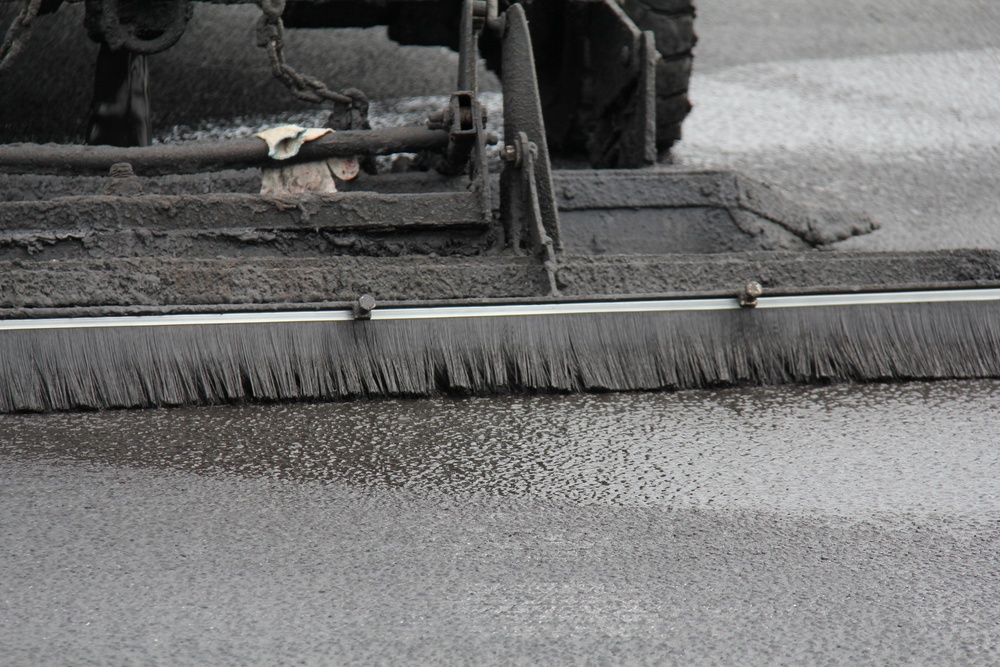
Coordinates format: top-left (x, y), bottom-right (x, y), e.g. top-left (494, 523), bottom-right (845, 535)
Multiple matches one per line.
top-left (3, 286), bottom-right (1000, 412)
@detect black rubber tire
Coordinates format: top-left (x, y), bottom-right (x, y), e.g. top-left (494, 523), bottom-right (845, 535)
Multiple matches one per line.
top-left (619, 0), bottom-right (696, 154)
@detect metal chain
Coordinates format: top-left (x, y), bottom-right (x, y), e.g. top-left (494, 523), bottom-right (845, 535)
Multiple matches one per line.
top-left (0, 0), bottom-right (42, 74)
top-left (254, 0), bottom-right (352, 105)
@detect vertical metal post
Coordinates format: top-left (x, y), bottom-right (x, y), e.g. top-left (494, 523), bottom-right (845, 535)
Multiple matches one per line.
top-left (499, 3), bottom-right (561, 252)
top-left (457, 0), bottom-right (478, 93)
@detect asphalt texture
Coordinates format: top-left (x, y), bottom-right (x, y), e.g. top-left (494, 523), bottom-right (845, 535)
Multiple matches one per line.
top-left (3, 383), bottom-right (1000, 665)
top-left (3, 0), bottom-right (1000, 664)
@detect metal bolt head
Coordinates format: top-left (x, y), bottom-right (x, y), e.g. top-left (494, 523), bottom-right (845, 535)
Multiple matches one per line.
top-left (354, 294), bottom-right (376, 320)
top-left (502, 144), bottom-right (518, 162)
top-left (739, 281), bottom-right (763, 308)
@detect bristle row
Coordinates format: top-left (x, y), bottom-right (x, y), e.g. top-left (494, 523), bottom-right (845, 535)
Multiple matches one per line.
top-left (2, 302), bottom-right (999, 412)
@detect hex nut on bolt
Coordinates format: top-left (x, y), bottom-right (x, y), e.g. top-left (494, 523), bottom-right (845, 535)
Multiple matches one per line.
top-left (353, 294), bottom-right (376, 320)
top-left (739, 281), bottom-right (763, 308)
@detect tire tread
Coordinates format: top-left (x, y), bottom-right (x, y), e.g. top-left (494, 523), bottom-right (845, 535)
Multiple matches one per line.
top-left (621, 0), bottom-right (696, 153)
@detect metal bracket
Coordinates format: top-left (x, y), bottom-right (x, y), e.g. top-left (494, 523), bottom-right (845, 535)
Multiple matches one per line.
top-left (518, 133), bottom-right (560, 296)
top-left (577, 2), bottom-right (657, 167)
top-left (499, 132), bottom-right (559, 295)
top-left (430, 91), bottom-right (487, 177)
top-left (498, 2), bottom-right (562, 255)
top-left (519, 0), bottom-right (657, 168)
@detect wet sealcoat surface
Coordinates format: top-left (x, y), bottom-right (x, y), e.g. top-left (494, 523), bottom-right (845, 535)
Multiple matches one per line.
top-left (2, 381), bottom-right (1000, 665)
top-left (4, 381), bottom-right (1000, 518)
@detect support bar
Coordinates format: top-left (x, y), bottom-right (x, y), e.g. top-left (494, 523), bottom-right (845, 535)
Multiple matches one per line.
top-left (5, 288), bottom-right (1000, 331)
top-left (0, 127), bottom-right (451, 176)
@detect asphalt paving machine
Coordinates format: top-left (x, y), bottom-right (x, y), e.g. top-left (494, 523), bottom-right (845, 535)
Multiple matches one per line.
top-left (1, 0), bottom-right (999, 412)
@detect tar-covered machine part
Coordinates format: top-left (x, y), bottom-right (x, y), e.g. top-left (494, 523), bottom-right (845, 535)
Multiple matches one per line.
top-left (1, 0), bottom-right (999, 412)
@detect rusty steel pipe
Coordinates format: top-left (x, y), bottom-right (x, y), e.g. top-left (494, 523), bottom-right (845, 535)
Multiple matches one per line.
top-left (0, 127), bottom-right (451, 176)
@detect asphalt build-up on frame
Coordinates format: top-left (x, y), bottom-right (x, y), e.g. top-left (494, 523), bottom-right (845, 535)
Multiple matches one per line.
top-left (2, 0), bottom-right (1000, 665)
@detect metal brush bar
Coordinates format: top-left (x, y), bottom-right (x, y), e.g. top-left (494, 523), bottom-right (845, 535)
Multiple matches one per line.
top-left (3, 288), bottom-right (1000, 331)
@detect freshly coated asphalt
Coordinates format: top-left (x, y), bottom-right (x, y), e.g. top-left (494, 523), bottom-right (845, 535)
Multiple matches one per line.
top-left (3, 383), bottom-right (1000, 665)
top-left (3, 0), bottom-right (1000, 664)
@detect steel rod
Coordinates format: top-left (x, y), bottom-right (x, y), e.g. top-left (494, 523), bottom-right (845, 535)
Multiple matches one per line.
top-left (0, 127), bottom-right (451, 176)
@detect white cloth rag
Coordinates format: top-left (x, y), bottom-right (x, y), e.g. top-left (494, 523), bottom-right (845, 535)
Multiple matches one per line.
top-left (255, 125), bottom-right (360, 194)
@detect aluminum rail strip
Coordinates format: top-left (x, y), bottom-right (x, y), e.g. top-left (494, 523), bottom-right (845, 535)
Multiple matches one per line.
top-left (2, 288), bottom-right (999, 332)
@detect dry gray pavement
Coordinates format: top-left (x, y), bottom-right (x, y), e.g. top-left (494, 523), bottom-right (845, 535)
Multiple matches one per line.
top-left (3, 1), bottom-right (1000, 665)
top-left (672, 0), bottom-right (1000, 251)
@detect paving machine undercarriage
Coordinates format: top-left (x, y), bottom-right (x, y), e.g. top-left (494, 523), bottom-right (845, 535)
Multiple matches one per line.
top-left (3, 0), bottom-right (1000, 412)
top-left (0, 0), bottom-right (873, 301)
